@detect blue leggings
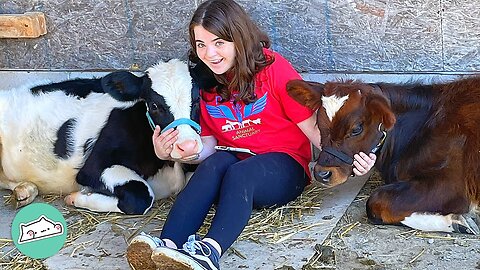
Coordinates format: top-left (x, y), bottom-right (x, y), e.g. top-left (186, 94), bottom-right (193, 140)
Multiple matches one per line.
top-left (160, 151), bottom-right (308, 254)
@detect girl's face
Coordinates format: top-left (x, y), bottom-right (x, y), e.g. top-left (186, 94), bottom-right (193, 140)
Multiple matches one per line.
top-left (193, 25), bottom-right (236, 75)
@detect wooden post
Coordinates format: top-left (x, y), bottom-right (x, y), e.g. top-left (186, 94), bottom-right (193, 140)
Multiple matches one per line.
top-left (0, 12), bottom-right (47, 38)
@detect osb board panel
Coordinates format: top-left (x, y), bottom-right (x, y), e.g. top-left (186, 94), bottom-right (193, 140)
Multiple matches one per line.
top-left (329, 0), bottom-right (443, 72)
top-left (0, 0), bottom-right (194, 70)
top-left (0, 0), bottom-right (479, 72)
top-left (245, 0), bottom-right (330, 73)
top-left (442, 0), bottom-right (480, 71)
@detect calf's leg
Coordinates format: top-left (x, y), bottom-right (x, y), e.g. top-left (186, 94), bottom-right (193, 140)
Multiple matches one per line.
top-left (67, 165), bottom-right (154, 214)
top-left (367, 180), bottom-right (479, 234)
top-left (13, 182), bottom-right (39, 208)
top-left (147, 162), bottom-right (186, 199)
top-left (65, 191), bottom-right (122, 213)
top-left (0, 176), bottom-right (39, 208)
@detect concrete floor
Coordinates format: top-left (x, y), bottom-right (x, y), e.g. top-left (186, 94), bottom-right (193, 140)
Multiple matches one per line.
top-left (0, 174), bottom-right (368, 270)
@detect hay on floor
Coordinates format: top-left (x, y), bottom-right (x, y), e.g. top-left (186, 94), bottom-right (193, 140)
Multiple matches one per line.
top-left (1, 185), bottom-right (325, 269)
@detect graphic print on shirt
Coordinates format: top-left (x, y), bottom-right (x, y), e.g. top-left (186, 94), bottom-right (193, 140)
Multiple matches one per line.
top-left (206, 93), bottom-right (267, 138)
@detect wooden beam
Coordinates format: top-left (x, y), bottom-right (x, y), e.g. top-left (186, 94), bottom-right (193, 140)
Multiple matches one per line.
top-left (0, 12), bottom-right (47, 38)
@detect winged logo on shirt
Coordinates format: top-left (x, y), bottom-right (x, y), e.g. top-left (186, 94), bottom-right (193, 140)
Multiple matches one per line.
top-left (206, 93), bottom-right (267, 131)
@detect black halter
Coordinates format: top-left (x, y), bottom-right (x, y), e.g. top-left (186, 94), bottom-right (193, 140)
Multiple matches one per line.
top-left (322, 123), bottom-right (387, 165)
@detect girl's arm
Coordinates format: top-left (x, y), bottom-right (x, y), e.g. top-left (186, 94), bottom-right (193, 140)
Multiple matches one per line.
top-left (296, 113), bottom-right (321, 150)
top-left (180, 135), bottom-right (217, 164)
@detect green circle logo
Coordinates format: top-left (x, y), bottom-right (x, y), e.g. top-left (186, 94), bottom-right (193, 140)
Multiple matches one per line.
top-left (11, 203), bottom-right (67, 259)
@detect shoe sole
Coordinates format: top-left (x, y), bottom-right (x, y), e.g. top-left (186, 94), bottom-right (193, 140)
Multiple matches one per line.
top-left (127, 241), bottom-right (156, 270)
top-left (151, 247), bottom-right (207, 270)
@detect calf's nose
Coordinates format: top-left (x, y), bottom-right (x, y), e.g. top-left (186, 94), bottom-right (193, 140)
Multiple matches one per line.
top-left (314, 164), bottom-right (332, 186)
top-left (175, 140), bottom-right (199, 158)
top-left (317, 170), bottom-right (332, 179)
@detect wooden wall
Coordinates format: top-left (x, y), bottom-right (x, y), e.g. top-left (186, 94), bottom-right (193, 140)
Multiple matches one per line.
top-left (1, 0), bottom-right (479, 73)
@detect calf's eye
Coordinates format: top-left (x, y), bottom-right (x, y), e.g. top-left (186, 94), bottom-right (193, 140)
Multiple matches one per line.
top-left (151, 102), bottom-right (167, 114)
top-left (351, 124), bottom-right (363, 136)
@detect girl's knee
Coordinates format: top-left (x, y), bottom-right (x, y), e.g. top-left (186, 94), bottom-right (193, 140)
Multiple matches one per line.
top-left (224, 162), bottom-right (255, 184)
top-left (201, 151), bottom-right (237, 168)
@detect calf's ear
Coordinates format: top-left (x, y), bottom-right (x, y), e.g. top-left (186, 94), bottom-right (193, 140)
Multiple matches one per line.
top-left (189, 61), bottom-right (219, 90)
top-left (101, 71), bottom-right (144, 101)
top-left (366, 95), bottom-right (396, 130)
top-left (286, 79), bottom-right (324, 110)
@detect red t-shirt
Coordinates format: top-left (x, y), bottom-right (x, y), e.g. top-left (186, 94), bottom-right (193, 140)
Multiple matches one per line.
top-left (199, 49), bottom-right (313, 176)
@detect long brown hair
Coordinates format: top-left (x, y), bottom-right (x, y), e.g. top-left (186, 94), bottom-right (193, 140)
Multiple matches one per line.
top-left (188, 0), bottom-right (274, 104)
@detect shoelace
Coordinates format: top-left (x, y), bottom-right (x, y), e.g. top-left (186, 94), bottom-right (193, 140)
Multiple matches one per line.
top-left (140, 232), bottom-right (164, 246)
top-left (183, 235), bottom-right (212, 257)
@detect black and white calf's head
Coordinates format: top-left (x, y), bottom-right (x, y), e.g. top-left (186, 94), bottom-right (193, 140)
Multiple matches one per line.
top-left (101, 59), bottom-right (203, 160)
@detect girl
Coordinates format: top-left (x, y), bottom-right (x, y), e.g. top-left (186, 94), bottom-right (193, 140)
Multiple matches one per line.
top-left (127, 1), bottom-right (376, 269)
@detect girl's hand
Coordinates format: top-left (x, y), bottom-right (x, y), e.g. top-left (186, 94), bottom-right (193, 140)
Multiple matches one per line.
top-left (152, 126), bottom-right (179, 160)
top-left (352, 152), bottom-right (376, 176)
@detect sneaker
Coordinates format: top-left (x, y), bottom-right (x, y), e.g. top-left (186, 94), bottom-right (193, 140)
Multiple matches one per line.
top-left (151, 235), bottom-right (220, 270)
top-left (127, 232), bottom-right (166, 270)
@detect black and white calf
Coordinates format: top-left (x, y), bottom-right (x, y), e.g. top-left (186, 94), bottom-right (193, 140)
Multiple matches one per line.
top-left (0, 59), bottom-right (203, 214)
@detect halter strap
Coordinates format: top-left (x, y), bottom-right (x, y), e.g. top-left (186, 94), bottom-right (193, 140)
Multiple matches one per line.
top-left (370, 124), bottom-right (387, 154)
top-left (146, 111), bottom-right (156, 130)
top-left (145, 103), bottom-right (201, 134)
top-left (322, 123), bottom-right (387, 165)
top-left (323, 146), bottom-right (354, 165)
top-left (161, 118), bottom-right (201, 134)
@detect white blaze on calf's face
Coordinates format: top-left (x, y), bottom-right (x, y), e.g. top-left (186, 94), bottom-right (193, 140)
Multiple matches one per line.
top-left (321, 94), bottom-right (350, 122)
top-left (147, 59), bottom-right (192, 120)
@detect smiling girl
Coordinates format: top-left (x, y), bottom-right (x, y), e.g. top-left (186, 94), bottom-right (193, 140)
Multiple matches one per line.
top-left (126, 1), bottom-right (376, 269)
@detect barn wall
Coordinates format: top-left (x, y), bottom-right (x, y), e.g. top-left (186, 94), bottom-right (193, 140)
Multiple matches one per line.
top-left (1, 0), bottom-right (479, 73)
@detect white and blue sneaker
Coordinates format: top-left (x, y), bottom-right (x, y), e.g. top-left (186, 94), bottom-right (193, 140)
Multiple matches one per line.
top-left (127, 232), bottom-right (166, 270)
top-left (151, 235), bottom-right (220, 270)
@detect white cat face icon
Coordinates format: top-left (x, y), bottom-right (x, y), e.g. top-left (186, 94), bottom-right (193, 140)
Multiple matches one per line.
top-left (18, 215), bottom-right (64, 244)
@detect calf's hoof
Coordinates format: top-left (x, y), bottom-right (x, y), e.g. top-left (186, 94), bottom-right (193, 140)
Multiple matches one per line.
top-left (13, 182), bottom-right (39, 208)
top-left (452, 213), bottom-right (480, 235)
top-left (64, 191), bottom-right (82, 206)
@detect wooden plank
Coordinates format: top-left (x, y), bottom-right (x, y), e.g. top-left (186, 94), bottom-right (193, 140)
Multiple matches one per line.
top-left (0, 12), bottom-right (47, 38)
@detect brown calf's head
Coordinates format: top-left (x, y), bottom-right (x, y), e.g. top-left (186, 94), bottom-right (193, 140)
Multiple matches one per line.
top-left (287, 79), bottom-right (396, 187)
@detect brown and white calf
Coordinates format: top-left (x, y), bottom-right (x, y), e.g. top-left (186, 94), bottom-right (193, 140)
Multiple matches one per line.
top-left (287, 77), bottom-right (480, 234)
